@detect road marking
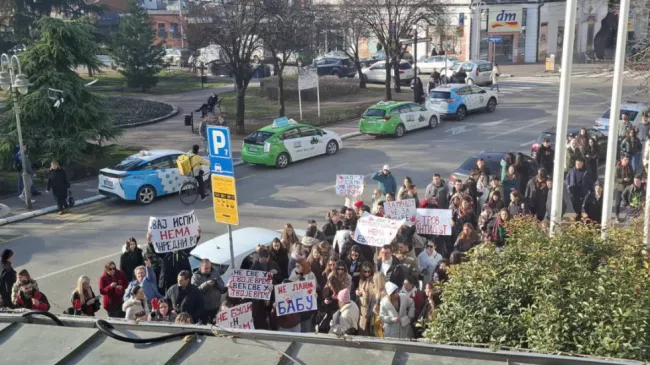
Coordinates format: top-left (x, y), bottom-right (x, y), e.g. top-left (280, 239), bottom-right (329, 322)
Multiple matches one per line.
top-left (316, 163), bottom-right (409, 192)
top-left (0, 235), bottom-right (27, 244)
top-left (237, 174), bottom-right (257, 181)
top-left (481, 119), bottom-right (509, 127)
top-left (35, 250), bottom-right (123, 280)
top-left (487, 119), bottom-right (549, 139)
top-left (53, 207), bottom-right (132, 229)
top-left (520, 140), bottom-right (536, 147)
top-left (444, 125), bottom-right (472, 135)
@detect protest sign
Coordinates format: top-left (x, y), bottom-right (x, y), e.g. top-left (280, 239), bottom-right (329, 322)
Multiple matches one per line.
top-left (415, 208), bottom-right (453, 235)
top-left (216, 302), bottom-right (254, 329)
top-left (228, 269), bottom-right (273, 300)
top-left (148, 211), bottom-right (200, 253)
top-left (384, 199), bottom-right (417, 224)
top-left (275, 279), bottom-right (318, 316)
top-left (353, 212), bottom-right (405, 247)
top-left (335, 175), bottom-right (364, 197)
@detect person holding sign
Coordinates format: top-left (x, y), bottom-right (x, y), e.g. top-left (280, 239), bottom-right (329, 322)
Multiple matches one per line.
top-left (396, 177), bottom-right (420, 207)
top-left (123, 259), bottom-right (163, 307)
top-left (192, 259), bottom-right (226, 324)
top-left (380, 282), bottom-right (415, 339)
top-left (250, 248), bottom-right (282, 330)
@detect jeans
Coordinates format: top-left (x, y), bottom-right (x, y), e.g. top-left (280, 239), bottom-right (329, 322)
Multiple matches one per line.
top-left (106, 309), bottom-right (124, 318)
top-left (17, 173), bottom-right (37, 195)
top-left (631, 153), bottom-right (642, 173)
top-left (491, 82), bottom-right (500, 91)
top-left (195, 173), bottom-right (206, 199)
top-left (54, 193), bottom-right (69, 212)
top-left (614, 190), bottom-right (623, 216)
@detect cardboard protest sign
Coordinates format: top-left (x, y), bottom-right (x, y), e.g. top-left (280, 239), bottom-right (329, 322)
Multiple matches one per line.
top-left (148, 211), bottom-right (200, 253)
top-left (216, 302), bottom-right (254, 329)
top-left (353, 212), bottom-right (405, 247)
top-left (275, 279), bottom-right (318, 316)
top-left (335, 175), bottom-right (364, 197)
top-left (384, 199), bottom-right (417, 224)
top-left (415, 208), bottom-right (453, 236)
top-left (228, 269), bottom-right (273, 300)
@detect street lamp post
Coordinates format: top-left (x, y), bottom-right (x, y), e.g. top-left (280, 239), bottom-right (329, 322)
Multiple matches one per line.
top-left (0, 53), bottom-right (32, 209)
top-left (469, 1), bottom-right (487, 60)
top-left (413, 24), bottom-right (418, 103)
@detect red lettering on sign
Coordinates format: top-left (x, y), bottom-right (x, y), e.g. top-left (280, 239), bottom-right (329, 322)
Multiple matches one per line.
top-left (159, 227), bottom-right (190, 240)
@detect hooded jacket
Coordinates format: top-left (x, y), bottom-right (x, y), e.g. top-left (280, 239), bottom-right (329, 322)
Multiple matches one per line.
top-left (380, 294), bottom-right (415, 339)
top-left (15, 289), bottom-right (50, 311)
top-left (191, 268), bottom-right (226, 311)
top-left (122, 298), bottom-right (150, 320)
top-left (371, 171), bottom-right (397, 196)
top-left (46, 167), bottom-right (69, 197)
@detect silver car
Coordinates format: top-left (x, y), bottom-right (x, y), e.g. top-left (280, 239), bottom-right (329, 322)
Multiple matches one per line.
top-left (416, 56), bottom-right (457, 74)
top-left (440, 60), bottom-right (494, 86)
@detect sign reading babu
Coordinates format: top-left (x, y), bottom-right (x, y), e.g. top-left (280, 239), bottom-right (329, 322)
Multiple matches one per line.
top-left (488, 8), bottom-right (522, 33)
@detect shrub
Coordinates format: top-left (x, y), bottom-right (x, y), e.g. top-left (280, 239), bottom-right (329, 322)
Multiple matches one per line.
top-left (262, 75), bottom-right (360, 102)
top-left (104, 97), bottom-right (174, 126)
top-left (424, 217), bottom-right (650, 361)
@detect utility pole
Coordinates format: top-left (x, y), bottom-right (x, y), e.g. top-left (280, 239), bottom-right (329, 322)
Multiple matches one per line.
top-left (179, 0), bottom-right (185, 49)
top-left (469, 1), bottom-right (487, 60)
top-left (549, 0), bottom-right (578, 235)
top-left (601, 0), bottom-right (631, 237)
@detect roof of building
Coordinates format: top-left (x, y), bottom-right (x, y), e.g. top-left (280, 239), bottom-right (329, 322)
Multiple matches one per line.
top-left (0, 312), bottom-right (641, 365)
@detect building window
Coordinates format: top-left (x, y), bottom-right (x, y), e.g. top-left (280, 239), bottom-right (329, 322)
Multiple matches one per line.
top-left (171, 23), bottom-right (181, 39)
top-left (518, 8), bottom-right (527, 57)
top-left (157, 23), bottom-right (167, 39)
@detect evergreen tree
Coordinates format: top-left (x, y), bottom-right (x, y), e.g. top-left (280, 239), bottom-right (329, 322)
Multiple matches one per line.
top-left (111, 0), bottom-right (165, 91)
top-left (0, 18), bottom-right (121, 166)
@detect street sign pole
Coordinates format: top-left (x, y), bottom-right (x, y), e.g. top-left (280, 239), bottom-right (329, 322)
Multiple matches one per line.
top-left (207, 126), bottom-right (239, 269)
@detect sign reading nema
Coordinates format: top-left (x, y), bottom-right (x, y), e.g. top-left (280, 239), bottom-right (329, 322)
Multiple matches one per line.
top-left (488, 8), bottom-right (522, 33)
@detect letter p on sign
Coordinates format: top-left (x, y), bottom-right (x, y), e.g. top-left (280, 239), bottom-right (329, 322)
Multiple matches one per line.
top-left (208, 126), bottom-right (231, 158)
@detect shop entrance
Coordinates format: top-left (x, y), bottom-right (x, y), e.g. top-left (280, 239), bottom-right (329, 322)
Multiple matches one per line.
top-left (493, 35), bottom-right (514, 63)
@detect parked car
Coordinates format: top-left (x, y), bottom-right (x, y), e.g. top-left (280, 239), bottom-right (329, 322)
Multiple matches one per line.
top-left (98, 150), bottom-right (210, 205)
top-left (531, 126), bottom-right (608, 159)
top-left (163, 48), bottom-right (192, 67)
top-left (425, 84), bottom-right (498, 121)
top-left (358, 101), bottom-right (441, 137)
top-left (416, 56), bottom-right (458, 74)
top-left (313, 56), bottom-right (356, 78)
top-left (440, 60), bottom-right (493, 85)
top-left (594, 102), bottom-right (647, 135)
top-left (361, 60), bottom-right (414, 84)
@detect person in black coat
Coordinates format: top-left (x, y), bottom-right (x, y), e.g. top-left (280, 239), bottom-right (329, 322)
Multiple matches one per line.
top-left (120, 238), bottom-right (144, 282)
top-left (582, 184), bottom-right (604, 224)
top-left (565, 159), bottom-right (594, 216)
top-left (165, 270), bottom-right (204, 324)
top-left (0, 249), bottom-right (16, 308)
top-left (46, 161), bottom-right (70, 214)
top-left (535, 139), bottom-right (554, 175)
top-left (376, 245), bottom-right (405, 289)
top-left (146, 232), bottom-right (194, 293)
top-left (250, 248), bottom-right (283, 330)
top-left (524, 169), bottom-right (549, 221)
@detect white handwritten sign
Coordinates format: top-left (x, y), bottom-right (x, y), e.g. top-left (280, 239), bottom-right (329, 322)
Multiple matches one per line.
top-left (384, 199), bottom-right (417, 224)
top-left (148, 211), bottom-right (200, 253)
top-left (336, 174), bottom-right (364, 196)
top-left (415, 208), bottom-right (453, 236)
top-left (353, 212), bottom-right (405, 247)
top-left (216, 302), bottom-right (254, 329)
top-left (228, 269), bottom-right (273, 300)
top-left (275, 279), bottom-right (317, 316)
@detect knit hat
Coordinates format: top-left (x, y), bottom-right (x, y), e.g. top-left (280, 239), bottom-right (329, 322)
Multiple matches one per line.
top-left (354, 200), bottom-right (364, 209)
top-left (385, 282), bottom-right (399, 296)
top-left (338, 288), bottom-right (351, 304)
top-left (382, 165), bottom-right (390, 171)
top-left (1, 249), bottom-right (13, 263)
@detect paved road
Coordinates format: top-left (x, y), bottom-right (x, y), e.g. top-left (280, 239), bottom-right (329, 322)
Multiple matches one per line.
top-left (0, 74), bottom-right (642, 314)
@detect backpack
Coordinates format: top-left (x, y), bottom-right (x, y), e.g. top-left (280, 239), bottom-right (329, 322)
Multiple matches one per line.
top-left (176, 154), bottom-right (192, 176)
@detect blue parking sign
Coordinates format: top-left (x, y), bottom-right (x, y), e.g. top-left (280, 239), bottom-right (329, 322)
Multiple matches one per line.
top-left (207, 126), bottom-right (234, 176)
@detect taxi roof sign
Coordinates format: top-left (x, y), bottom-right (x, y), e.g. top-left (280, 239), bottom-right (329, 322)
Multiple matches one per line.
top-left (272, 117), bottom-right (298, 128)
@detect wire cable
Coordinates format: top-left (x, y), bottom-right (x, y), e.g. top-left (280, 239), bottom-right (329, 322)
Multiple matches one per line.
top-left (21, 310), bottom-right (65, 326)
top-left (95, 319), bottom-right (213, 344)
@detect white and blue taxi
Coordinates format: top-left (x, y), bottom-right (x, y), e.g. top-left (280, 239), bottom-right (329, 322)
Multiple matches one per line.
top-left (98, 150), bottom-right (210, 204)
top-left (425, 84), bottom-right (498, 121)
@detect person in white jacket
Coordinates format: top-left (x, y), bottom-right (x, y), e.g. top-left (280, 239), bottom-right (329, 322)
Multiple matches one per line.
top-left (122, 285), bottom-right (149, 322)
top-left (380, 282), bottom-right (415, 339)
top-left (643, 138), bottom-right (650, 172)
top-left (329, 288), bottom-right (360, 335)
top-left (491, 63), bottom-right (500, 92)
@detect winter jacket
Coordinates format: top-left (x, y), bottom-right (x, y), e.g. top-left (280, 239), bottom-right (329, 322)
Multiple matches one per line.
top-left (582, 191), bottom-right (603, 222)
top-left (11, 278), bottom-right (38, 305)
top-left (536, 144), bottom-right (554, 173)
top-left (638, 122), bottom-right (650, 143)
top-left (71, 289), bottom-right (100, 316)
top-left (380, 294), bottom-right (415, 339)
top-left (501, 177), bottom-right (520, 203)
top-left (99, 270), bottom-right (128, 313)
top-left (251, 260), bottom-right (284, 285)
top-left (417, 250), bottom-right (442, 284)
top-left (565, 147), bottom-right (583, 171)
top-left (615, 164), bottom-right (635, 191)
top-left (524, 177), bottom-right (548, 212)
top-left (377, 257), bottom-right (405, 289)
top-left (0, 261), bottom-right (16, 308)
top-left (122, 298), bottom-right (149, 320)
top-left (46, 167), bottom-right (69, 198)
top-left (371, 172), bottom-right (397, 196)
top-left (500, 159), bottom-right (509, 182)
top-left (565, 167), bottom-right (593, 199)
top-left (621, 136), bottom-right (642, 156)
top-left (191, 269), bottom-right (225, 311)
top-left (165, 283), bottom-right (204, 323)
top-left (322, 220), bottom-right (342, 244)
top-left (424, 180), bottom-right (449, 209)
top-left (15, 290), bottom-right (50, 311)
top-left (357, 279), bottom-right (377, 333)
top-left (270, 247), bottom-right (290, 280)
top-left (622, 184), bottom-right (646, 208)
top-left (120, 247), bottom-right (145, 282)
top-left (454, 232), bottom-right (480, 253)
top-left (330, 302), bottom-right (360, 334)
top-left (123, 266), bottom-right (164, 305)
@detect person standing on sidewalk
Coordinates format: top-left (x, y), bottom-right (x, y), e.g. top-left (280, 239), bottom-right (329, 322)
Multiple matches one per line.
top-left (46, 161), bottom-right (70, 215)
top-left (14, 146), bottom-right (40, 203)
top-left (491, 63), bottom-right (500, 92)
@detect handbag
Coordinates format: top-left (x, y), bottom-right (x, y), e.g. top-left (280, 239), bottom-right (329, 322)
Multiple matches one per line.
top-left (66, 189), bottom-right (75, 207)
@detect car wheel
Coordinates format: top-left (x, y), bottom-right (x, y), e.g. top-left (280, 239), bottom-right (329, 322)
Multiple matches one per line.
top-left (136, 185), bottom-right (156, 205)
top-left (395, 123), bottom-right (405, 137)
top-left (456, 105), bottom-right (467, 121)
top-left (486, 97), bottom-right (497, 112)
top-left (466, 78), bottom-right (474, 85)
top-left (332, 71), bottom-right (341, 78)
top-left (276, 152), bottom-right (290, 169)
top-left (428, 115), bottom-right (439, 129)
top-left (326, 140), bottom-right (339, 155)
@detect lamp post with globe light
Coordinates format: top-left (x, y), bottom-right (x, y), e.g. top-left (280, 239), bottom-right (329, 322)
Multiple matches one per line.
top-left (0, 53), bottom-right (33, 209)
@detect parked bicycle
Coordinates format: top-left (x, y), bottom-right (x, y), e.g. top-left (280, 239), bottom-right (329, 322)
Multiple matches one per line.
top-left (179, 172), bottom-right (211, 205)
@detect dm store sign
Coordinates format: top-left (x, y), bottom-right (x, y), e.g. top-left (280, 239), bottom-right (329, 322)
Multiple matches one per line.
top-left (488, 8), bottom-right (522, 33)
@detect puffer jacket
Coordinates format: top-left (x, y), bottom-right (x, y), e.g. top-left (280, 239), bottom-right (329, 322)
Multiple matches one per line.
top-left (191, 269), bottom-right (226, 311)
top-left (122, 298), bottom-right (149, 320)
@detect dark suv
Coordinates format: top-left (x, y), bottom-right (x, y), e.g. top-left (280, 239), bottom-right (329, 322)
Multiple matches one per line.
top-left (313, 57), bottom-right (356, 78)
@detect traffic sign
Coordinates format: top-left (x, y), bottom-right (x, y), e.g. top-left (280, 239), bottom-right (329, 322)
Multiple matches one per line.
top-left (207, 126), bottom-right (234, 177)
top-left (211, 175), bottom-right (239, 225)
top-left (488, 36), bottom-right (503, 43)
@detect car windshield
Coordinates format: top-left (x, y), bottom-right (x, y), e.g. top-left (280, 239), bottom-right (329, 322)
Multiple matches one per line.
top-left (537, 132), bottom-right (554, 142)
top-left (244, 131), bottom-right (274, 144)
top-left (364, 108), bottom-right (386, 117)
top-left (600, 109), bottom-right (639, 121)
top-left (429, 91), bottom-right (451, 99)
top-left (112, 157), bottom-right (144, 171)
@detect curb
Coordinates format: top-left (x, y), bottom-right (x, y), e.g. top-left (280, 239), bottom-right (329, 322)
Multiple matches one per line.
top-left (117, 105), bottom-right (179, 129)
top-left (0, 134), bottom-right (368, 226)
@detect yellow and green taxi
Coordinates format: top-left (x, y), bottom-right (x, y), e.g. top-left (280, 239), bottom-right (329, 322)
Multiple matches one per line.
top-left (241, 117), bottom-right (344, 168)
top-left (358, 101), bottom-right (441, 137)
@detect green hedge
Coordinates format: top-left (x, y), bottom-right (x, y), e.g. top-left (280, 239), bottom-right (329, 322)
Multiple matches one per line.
top-left (262, 75), bottom-right (360, 102)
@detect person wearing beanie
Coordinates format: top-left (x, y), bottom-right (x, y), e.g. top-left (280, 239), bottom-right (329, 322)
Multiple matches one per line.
top-left (372, 165), bottom-right (397, 197)
top-left (380, 281), bottom-right (415, 339)
top-left (329, 288), bottom-right (360, 336)
top-left (0, 249), bottom-right (16, 308)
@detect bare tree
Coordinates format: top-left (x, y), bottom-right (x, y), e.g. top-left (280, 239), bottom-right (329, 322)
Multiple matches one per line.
top-left (347, 0), bottom-right (445, 100)
top-left (339, 2), bottom-right (369, 88)
top-left (189, 0), bottom-right (265, 135)
top-left (260, 0), bottom-right (312, 116)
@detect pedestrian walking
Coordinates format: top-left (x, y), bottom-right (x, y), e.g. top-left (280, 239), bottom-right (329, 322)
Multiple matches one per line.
top-left (0, 249), bottom-right (16, 308)
top-left (45, 161), bottom-right (70, 215)
top-left (99, 261), bottom-right (128, 318)
top-left (524, 168), bottom-right (549, 221)
top-left (536, 138), bottom-right (554, 174)
top-left (491, 63), bottom-right (500, 92)
top-left (565, 159), bottom-right (594, 217)
top-left (621, 129), bottom-right (642, 172)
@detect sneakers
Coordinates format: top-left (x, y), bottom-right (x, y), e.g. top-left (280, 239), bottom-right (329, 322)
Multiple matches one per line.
top-left (18, 194), bottom-right (36, 204)
top-left (201, 195), bottom-right (208, 201)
